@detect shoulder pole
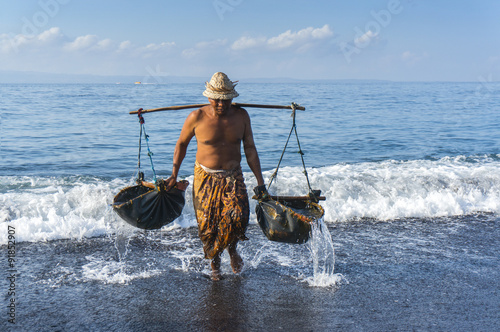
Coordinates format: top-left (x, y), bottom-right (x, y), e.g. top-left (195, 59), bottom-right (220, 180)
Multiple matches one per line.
top-left (129, 103), bottom-right (305, 114)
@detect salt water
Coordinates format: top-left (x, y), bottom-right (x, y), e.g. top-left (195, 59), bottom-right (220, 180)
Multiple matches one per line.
top-left (1, 82), bottom-right (499, 330)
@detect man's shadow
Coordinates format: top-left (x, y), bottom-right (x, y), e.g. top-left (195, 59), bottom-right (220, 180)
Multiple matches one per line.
top-left (201, 276), bottom-right (247, 331)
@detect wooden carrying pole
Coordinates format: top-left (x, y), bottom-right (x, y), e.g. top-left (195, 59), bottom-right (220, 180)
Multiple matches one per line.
top-left (129, 103), bottom-right (305, 114)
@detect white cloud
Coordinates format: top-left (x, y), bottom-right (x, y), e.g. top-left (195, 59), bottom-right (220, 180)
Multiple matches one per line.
top-left (64, 34), bottom-right (99, 51)
top-left (0, 24), bottom-right (335, 77)
top-left (60, 31), bottom-right (175, 57)
top-left (196, 39), bottom-right (227, 49)
top-left (230, 25), bottom-right (333, 52)
top-left (37, 27), bottom-right (64, 43)
top-left (118, 40), bottom-right (132, 51)
top-left (0, 33), bottom-right (25, 53)
top-left (96, 38), bottom-right (113, 50)
top-left (143, 42), bottom-right (175, 52)
top-left (267, 24), bottom-right (333, 49)
top-left (311, 24), bottom-right (334, 39)
top-left (402, 51), bottom-right (429, 65)
top-left (0, 27), bottom-right (65, 53)
top-left (231, 36), bottom-right (267, 51)
top-left (182, 48), bottom-right (199, 58)
top-left (267, 30), bottom-right (296, 49)
top-left (1, 25), bottom-right (332, 59)
top-left (354, 30), bottom-right (378, 48)
top-left (182, 39), bottom-right (227, 58)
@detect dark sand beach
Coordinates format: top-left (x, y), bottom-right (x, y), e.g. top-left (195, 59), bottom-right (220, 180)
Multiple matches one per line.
top-left (3, 216), bottom-right (499, 331)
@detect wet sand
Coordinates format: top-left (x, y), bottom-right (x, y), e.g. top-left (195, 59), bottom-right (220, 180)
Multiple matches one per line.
top-left (2, 216), bottom-right (499, 331)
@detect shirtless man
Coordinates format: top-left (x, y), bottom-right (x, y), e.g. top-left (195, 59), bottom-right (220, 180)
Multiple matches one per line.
top-left (165, 72), bottom-right (266, 280)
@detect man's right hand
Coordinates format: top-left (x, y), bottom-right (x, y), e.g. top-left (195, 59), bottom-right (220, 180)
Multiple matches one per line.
top-left (164, 175), bottom-right (177, 191)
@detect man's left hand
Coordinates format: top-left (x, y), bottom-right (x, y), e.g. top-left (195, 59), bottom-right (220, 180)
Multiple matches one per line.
top-left (252, 185), bottom-right (270, 201)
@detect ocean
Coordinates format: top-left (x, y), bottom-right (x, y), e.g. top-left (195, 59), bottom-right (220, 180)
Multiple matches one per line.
top-left (1, 81), bottom-right (499, 330)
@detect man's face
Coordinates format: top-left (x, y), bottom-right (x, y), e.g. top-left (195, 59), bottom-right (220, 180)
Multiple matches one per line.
top-left (209, 98), bottom-right (232, 115)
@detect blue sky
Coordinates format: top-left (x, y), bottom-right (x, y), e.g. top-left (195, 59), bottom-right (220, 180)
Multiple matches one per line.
top-left (1, 0), bottom-right (499, 81)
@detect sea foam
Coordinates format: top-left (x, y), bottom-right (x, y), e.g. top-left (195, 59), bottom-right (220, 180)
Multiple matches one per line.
top-left (1, 155), bottom-right (500, 244)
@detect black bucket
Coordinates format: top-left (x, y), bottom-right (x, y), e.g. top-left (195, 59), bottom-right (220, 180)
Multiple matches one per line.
top-left (255, 199), bottom-right (324, 244)
top-left (112, 180), bottom-right (188, 230)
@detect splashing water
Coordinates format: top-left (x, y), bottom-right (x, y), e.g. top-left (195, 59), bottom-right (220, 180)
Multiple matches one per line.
top-left (305, 217), bottom-right (345, 287)
top-left (81, 254), bottom-right (162, 285)
top-left (114, 232), bottom-right (132, 262)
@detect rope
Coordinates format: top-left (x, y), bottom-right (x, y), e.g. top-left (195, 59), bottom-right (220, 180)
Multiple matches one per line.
top-left (136, 109), bottom-right (158, 187)
top-left (137, 116), bottom-right (143, 172)
top-left (267, 121), bottom-right (294, 188)
top-left (267, 103), bottom-right (315, 196)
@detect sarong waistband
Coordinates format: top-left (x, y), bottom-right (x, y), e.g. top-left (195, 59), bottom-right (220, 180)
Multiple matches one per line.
top-left (195, 160), bottom-right (241, 178)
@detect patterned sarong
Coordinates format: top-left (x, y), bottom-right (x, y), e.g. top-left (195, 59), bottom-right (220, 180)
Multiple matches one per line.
top-left (193, 161), bottom-right (249, 259)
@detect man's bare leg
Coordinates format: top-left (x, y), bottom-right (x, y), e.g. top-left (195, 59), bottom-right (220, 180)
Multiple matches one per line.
top-left (228, 241), bottom-right (243, 274)
top-left (211, 254), bottom-right (222, 281)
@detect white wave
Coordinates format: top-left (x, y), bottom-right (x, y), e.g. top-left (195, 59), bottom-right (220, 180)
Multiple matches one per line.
top-left (263, 155), bottom-right (500, 222)
top-left (0, 176), bottom-right (132, 244)
top-left (1, 155), bottom-right (500, 244)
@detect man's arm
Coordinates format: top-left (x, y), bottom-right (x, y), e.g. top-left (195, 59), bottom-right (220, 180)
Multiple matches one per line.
top-left (165, 110), bottom-right (197, 188)
top-left (242, 110), bottom-right (265, 186)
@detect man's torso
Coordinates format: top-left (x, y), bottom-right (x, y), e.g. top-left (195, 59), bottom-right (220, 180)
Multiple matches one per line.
top-left (194, 106), bottom-right (246, 170)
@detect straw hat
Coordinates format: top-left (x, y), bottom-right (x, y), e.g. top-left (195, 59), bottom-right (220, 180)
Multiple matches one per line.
top-left (203, 72), bottom-right (239, 100)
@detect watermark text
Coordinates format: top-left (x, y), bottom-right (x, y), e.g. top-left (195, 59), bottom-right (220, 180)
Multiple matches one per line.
top-left (21, 0), bottom-right (70, 36)
top-left (340, 0), bottom-right (403, 63)
top-left (213, 0), bottom-right (244, 21)
top-left (6, 225), bottom-right (17, 324)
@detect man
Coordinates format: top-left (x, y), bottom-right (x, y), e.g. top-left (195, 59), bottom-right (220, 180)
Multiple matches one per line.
top-left (165, 72), bottom-right (266, 280)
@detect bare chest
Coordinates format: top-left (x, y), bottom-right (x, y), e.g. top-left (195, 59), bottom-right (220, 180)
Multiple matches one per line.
top-left (195, 118), bottom-right (245, 146)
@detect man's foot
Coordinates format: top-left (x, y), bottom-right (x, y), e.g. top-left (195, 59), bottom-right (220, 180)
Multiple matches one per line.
top-left (211, 270), bottom-right (223, 281)
top-left (211, 256), bottom-right (222, 281)
top-left (229, 251), bottom-right (244, 274)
